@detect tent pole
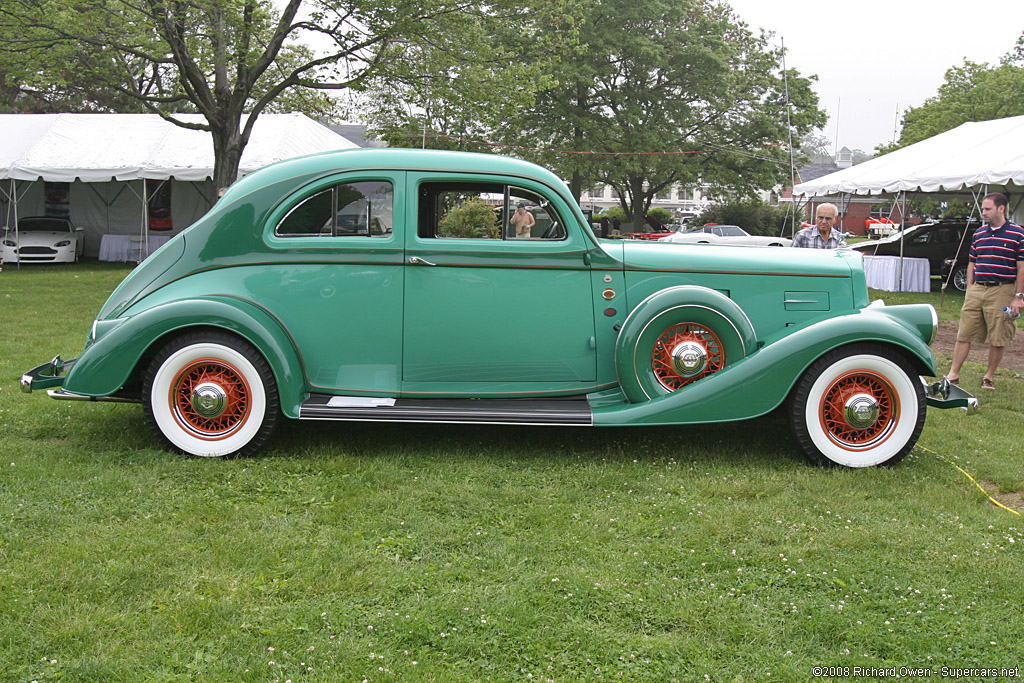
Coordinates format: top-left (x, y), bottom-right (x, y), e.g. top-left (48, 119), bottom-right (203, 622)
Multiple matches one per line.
top-left (896, 192), bottom-right (905, 291)
top-left (13, 180), bottom-right (26, 270)
top-left (11, 179), bottom-right (18, 271)
top-left (141, 179), bottom-right (148, 263)
top-left (940, 187), bottom-right (984, 307)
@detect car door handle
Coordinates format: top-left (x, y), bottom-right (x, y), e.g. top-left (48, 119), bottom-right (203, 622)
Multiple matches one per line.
top-left (409, 256), bottom-right (437, 266)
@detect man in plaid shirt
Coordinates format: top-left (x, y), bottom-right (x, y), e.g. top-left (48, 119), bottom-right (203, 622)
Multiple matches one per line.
top-left (793, 203), bottom-right (848, 249)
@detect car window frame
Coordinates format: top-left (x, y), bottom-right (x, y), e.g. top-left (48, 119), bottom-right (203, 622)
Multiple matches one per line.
top-left (405, 172), bottom-right (584, 253)
top-left (415, 179), bottom-right (570, 243)
top-left (263, 170), bottom-right (403, 251)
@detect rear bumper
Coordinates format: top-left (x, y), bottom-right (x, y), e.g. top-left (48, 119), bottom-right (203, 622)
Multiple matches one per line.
top-left (21, 356), bottom-right (75, 393)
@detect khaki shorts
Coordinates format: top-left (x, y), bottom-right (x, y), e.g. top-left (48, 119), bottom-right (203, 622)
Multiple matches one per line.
top-left (957, 283), bottom-right (1017, 346)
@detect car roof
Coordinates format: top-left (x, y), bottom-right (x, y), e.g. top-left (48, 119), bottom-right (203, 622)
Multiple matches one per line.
top-left (223, 149), bottom-right (573, 205)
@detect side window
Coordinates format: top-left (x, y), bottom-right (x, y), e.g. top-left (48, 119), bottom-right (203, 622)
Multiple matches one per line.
top-left (277, 181), bottom-right (393, 237)
top-left (508, 187), bottom-right (566, 240)
top-left (911, 231), bottom-right (930, 245)
top-left (418, 182), bottom-right (567, 240)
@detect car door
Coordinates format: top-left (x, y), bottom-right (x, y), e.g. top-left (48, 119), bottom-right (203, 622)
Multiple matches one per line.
top-left (402, 173), bottom-right (597, 396)
top-left (259, 171), bottom-right (405, 394)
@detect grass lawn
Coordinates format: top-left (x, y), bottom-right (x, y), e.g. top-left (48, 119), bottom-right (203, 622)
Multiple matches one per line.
top-left (1, 262), bottom-right (1022, 682)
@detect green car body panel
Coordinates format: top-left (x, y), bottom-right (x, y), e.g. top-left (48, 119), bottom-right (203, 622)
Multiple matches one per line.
top-left (21, 148), bottom-right (968, 464)
top-left (65, 296), bottom-right (308, 418)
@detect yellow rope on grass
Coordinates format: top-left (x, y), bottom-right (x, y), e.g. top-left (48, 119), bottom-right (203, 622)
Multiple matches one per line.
top-left (917, 444), bottom-right (1021, 516)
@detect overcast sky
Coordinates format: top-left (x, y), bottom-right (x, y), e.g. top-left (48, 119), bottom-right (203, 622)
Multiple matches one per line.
top-left (725, 0), bottom-right (1024, 154)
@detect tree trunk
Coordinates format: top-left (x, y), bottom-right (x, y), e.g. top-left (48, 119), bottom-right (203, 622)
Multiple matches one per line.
top-left (569, 170), bottom-right (583, 204)
top-left (629, 176), bottom-right (646, 232)
top-left (210, 121), bottom-right (244, 192)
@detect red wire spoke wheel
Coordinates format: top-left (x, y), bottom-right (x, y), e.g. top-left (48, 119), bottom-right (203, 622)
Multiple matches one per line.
top-left (170, 358), bottom-right (252, 439)
top-left (650, 323), bottom-right (726, 391)
top-left (144, 332), bottom-right (279, 457)
top-left (789, 344), bottom-right (925, 468)
top-left (818, 370), bottom-right (896, 449)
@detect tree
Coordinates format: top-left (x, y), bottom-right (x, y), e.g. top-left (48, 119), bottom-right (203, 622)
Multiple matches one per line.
top-left (361, 1), bottom-right (579, 152)
top-left (497, 0), bottom-right (825, 229)
top-left (437, 197), bottom-right (500, 238)
top-left (879, 31), bottom-right (1024, 153)
top-left (0, 0), bottom-right (479, 188)
top-left (798, 132), bottom-right (834, 160)
top-left (364, 0), bottom-right (824, 230)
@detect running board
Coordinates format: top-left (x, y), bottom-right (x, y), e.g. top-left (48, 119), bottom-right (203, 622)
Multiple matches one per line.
top-left (299, 394), bottom-right (593, 426)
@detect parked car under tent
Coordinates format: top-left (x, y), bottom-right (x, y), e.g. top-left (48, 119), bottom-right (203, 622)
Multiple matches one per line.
top-left (0, 113), bottom-right (358, 263)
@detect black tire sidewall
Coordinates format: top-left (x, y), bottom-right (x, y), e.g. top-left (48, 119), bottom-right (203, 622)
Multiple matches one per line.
top-left (789, 343), bottom-right (925, 468)
top-left (142, 331), bottom-right (279, 457)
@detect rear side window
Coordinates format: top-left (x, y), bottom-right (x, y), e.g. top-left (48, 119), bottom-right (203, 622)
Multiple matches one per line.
top-left (276, 181), bottom-right (393, 237)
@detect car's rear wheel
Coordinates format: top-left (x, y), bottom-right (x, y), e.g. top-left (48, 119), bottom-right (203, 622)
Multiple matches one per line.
top-left (143, 331), bottom-right (278, 457)
top-left (789, 344), bottom-right (925, 468)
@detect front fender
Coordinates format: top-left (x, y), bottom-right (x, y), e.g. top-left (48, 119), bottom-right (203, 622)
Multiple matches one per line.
top-left (594, 304), bottom-right (937, 426)
top-left (615, 285), bottom-right (758, 403)
top-left (63, 296), bottom-right (307, 418)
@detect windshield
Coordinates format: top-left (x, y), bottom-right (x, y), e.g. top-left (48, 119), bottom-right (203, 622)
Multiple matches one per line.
top-left (19, 218), bottom-right (72, 232)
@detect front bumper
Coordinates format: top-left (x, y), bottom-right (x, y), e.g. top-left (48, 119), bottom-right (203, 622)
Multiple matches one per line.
top-left (922, 377), bottom-right (978, 413)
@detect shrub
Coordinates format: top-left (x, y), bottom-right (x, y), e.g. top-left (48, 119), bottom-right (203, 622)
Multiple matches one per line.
top-left (694, 199), bottom-right (794, 236)
top-left (647, 207), bottom-right (674, 225)
top-left (438, 197), bottom-right (500, 239)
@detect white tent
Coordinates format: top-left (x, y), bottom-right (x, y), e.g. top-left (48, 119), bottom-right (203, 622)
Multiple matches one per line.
top-left (793, 115), bottom-right (1024, 292)
top-left (1, 113), bottom-right (358, 258)
top-left (794, 115), bottom-right (1024, 219)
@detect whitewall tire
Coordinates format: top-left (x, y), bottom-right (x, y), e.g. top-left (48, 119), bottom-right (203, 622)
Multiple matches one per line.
top-left (143, 332), bottom-right (279, 457)
top-left (789, 344), bottom-right (925, 468)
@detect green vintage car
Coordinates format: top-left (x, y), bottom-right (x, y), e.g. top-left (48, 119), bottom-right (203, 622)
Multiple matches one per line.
top-left (21, 149), bottom-right (975, 466)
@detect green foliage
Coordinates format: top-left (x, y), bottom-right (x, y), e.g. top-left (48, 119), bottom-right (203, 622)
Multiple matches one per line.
top-left (596, 206), bottom-right (627, 223)
top-left (500, 0), bottom-right (826, 221)
top-left (938, 200), bottom-right (977, 220)
top-left (365, 0), bottom-right (825, 229)
top-left (695, 198), bottom-right (792, 236)
top-left (362, 0), bottom-right (578, 152)
top-left (437, 197), bottom-right (499, 238)
top-left (0, 0), bottom-right (486, 186)
top-left (880, 32), bottom-right (1024, 152)
top-left (2, 263), bottom-right (1024, 681)
top-left (647, 207), bottom-right (674, 225)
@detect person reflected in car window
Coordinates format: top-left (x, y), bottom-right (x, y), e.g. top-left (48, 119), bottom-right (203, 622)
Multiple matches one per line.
top-left (510, 202), bottom-right (536, 238)
top-left (792, 203), bottom-right (848, 249)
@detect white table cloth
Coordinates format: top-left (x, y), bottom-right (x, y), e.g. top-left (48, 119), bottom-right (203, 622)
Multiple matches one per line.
top-left (862, 255), bottom-right (930, 293)
top-left (98, 234), bottom-right (171, 262)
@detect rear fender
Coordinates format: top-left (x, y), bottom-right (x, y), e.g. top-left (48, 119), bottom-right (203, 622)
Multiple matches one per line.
top-left (63, 296), bottom-right (307, 418)
top-left (595, 304), bottom-right (936, 425)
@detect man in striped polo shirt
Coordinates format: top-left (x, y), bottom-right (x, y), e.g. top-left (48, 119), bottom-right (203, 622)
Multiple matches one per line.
top-left (946, 193), bottom-right (1024, 390)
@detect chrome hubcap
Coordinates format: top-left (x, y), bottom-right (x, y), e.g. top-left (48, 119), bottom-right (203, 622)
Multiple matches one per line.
top-left (190, 382), bottom-right (228, 419)
top-left (670, 341), bottom-right (708, 378)
top-left (844, 393), bottom-right (880, 429)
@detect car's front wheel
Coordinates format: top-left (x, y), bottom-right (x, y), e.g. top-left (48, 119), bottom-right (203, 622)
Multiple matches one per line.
top-left (143, 331), bottom-right (279, 457)
top-left (789, 344), bottom-right (925, 468)
top-left (951, 265), bottom-right (968, 292)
